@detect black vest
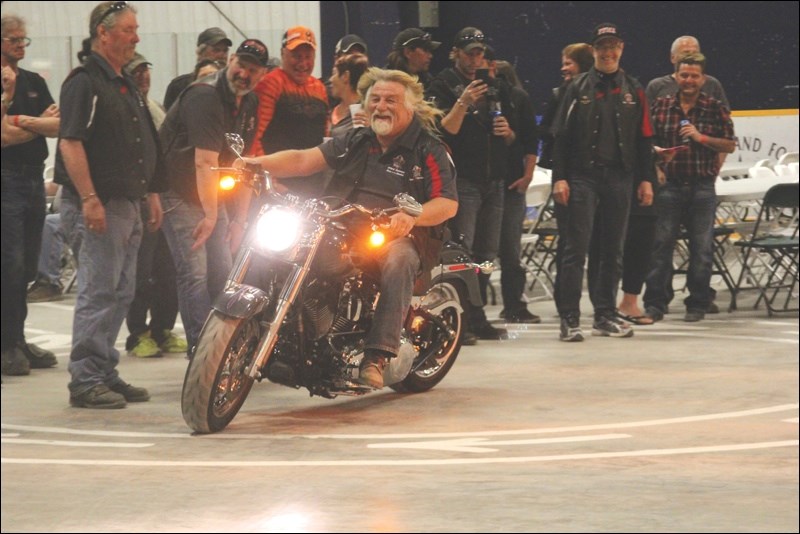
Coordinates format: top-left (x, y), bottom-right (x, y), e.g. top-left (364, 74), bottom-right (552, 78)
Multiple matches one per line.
top-left (55, 55), bottom-right (161, 201)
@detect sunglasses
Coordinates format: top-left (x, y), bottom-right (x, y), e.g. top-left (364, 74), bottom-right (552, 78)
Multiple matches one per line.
top-left (401, 33), bottom-right (432, 48)
top-left (456, 33), bottom-right (486, 47)
top-left (95, 1), bottom-right (128, 32)
top-left (3, 37), bottom-right (32, 47)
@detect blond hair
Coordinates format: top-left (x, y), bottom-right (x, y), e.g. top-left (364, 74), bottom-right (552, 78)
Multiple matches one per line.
top-left (357, 67), bottom-right (443, 135)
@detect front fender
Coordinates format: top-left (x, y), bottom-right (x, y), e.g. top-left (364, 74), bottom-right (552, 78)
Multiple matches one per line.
top-left (212, 283), bottom-right (270, 319)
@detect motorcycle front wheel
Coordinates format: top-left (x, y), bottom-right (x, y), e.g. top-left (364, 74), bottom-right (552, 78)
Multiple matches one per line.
top-left (391, 281), bottom-right (464, 393)
top-left (181, 312), bottom-right (260, 433)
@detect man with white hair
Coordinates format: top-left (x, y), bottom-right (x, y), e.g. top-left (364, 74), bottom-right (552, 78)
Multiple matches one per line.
top-left (243, 68), bottom-right (458, 390)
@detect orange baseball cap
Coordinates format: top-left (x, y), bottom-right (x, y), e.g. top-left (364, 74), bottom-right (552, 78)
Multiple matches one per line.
top-left (282, 26), bottom-right (317, 50)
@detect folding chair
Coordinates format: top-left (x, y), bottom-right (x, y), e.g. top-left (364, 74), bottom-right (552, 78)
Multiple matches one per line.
top-left (730, 182), bottom-right (799, 315)
top-left (520, 191), bottom-right (559, 299)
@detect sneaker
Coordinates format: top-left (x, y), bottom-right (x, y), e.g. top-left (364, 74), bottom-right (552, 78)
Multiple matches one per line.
top-left (127, 332), bottom-right (162, 358)
top-left (19, 341), bottom-right (58, 369)
top-left (358, 353), bottom-right (387, 389)
top-left (159, 330), bottom-right (188, 354)
top-left (559, 315), bottom-right (584, 342)
top-left (109, 380), bottom-right (150, 402)
top-left (70, 384), bottom-right (126, 409)
top-left (592, 315), bottom-right (634, 338)
top-left (505, 309), bottom-right (542, 324)
top-left (1, 346), bottom-right (31, 376)
top-left (684, 309), bottom-right (705, 322)
top-left (27, 280), bottom-right (63, 303)
top-left (473, 322), bottom-right (507, 340)
top-left (644, 306), bottom-right (664, 323)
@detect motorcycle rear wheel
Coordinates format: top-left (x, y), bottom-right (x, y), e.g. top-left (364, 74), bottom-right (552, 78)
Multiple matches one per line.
top-left (182, 312), bottom-right (260, 433)
top-left (391, 281), bottom-right (464, 393)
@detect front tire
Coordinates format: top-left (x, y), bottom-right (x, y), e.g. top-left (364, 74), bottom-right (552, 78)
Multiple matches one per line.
top-left (391, 281), bottom-right (464, 393)
top-left (181, 312), bottom-right (260, 433)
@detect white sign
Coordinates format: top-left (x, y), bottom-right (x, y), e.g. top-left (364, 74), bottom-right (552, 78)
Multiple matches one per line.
top-left (729, 111), bottom-right (799, 164)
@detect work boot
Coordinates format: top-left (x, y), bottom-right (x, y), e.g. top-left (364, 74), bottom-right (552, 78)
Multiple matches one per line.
top-left (109, 380), bottom-right (150, 402)
top-left (358, 353), bottom-right (387, 389)
top-left (27, 279), bottom-right (64, 303)
top-left (70, 384), bottom-right (126, 409)
top-left (2, 346), bottom-right (31, 376)
top-left (19, 341), bottom-right (58, 369)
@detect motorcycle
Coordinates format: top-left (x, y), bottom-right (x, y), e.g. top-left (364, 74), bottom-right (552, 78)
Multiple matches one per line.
top-left (181, 134), bottom-right (491, 433)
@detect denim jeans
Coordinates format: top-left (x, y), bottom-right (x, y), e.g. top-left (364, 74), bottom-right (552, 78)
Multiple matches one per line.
top-left (38, 212), bottom-right (64, 285)
top-left (448, 179), bottom-right (504, 327)
top-left (644, 181), bottom-right (716, 312)
top-left (160, 191), bottom-right (232, 352)
top-left (61, 188), bottom-right (142, 395)
top-left (555, 167), bottom-right (633, 319)
top-left (126, 200), bottom-right (180, 347)
top-left (1, 166), bottom-right (46, 350)
top-left (365, 237), bottom-right (420, 356)
top-left (499, 187), bottom-right (527, 314)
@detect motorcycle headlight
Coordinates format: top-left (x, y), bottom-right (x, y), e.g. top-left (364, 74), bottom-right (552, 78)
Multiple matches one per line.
top-left (255, 207), bottom-right (302, 253)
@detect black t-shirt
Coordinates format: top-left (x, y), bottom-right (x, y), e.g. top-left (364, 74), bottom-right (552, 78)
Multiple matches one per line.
top-left (1, 67), bottom-right (55, 166)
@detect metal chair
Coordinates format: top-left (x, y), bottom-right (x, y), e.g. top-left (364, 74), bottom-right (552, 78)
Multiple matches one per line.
top-left (730, 182), bottom-right (799, 315)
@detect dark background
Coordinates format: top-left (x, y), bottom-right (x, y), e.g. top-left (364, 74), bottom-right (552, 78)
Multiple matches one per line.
top-left (320, 0), bottom-right (799, 112)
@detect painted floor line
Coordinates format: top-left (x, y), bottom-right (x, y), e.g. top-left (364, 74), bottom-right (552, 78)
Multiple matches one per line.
top-left (3, 404), bottom-right (796, 441)
top-left (2, 440), bottom-right (796, 468)
top-left (368, 433), bottom-right (630, 453)
top-left (1, 438), bottom-right (154, 448)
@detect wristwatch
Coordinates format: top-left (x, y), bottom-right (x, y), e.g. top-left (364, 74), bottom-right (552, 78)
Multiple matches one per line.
top-left (0, 95), bottom-right (12, 108)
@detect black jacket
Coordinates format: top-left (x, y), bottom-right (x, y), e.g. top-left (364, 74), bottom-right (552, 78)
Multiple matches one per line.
top-left (551, 68), bottom-right (655, 185)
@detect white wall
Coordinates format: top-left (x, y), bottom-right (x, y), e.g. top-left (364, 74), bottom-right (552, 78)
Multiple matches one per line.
top-left (2, 0), bottom-right (321, 168)
top-left (2, 1), bottom-right (322, 105)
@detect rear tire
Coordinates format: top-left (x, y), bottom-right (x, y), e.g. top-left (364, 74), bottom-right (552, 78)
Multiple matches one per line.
top-left (391, 281), bottom-right (464, 393)
top-left (181, 312), bottom-right (260, 433)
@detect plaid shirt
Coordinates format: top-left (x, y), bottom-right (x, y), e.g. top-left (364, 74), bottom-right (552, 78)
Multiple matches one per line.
top-left (651, 92), bottom-right (735, 181)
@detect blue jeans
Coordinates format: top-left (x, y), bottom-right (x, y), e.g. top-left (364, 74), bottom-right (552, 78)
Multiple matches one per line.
top-left (555, 167), bottom-right (633, 319)
top-left (365, 237), bottom-right (420, 356)
top-left (38, 212), bottom-right (64, 285)
top-left (644, 181), bottom-right (716, 312)
top-left (61, 188), bottom-right (142, 395)
top-left (160, 191), bottom-right (232, 352)
top-left (499, 187), bottom-right (528, 314)
top-left (448, 179), bottom-right (504, 327)
top-left (1, 166), bottom-right (46, 350)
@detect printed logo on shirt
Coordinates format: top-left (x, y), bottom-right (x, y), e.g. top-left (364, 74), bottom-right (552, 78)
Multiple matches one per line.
top-left (387, 155), bottom-right (406, 177)
top-left (410, 165), bottom-right (423, 182)
top-left (27, 91), bottom-right (39, 99)
top-left (579, 95), bottom-right (591, 105)
top-left (622, 92), bottom-right (636, 105)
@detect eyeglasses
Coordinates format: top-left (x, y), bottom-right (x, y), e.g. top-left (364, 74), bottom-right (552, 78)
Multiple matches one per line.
top-left (456, 33), bottom-right (486, 47)
top-left (95, 1), bottom-right (128, 31)
top-left (2, 37), bottom-right (31, 47)
top-left (401, 33), bottom-right (432, 48)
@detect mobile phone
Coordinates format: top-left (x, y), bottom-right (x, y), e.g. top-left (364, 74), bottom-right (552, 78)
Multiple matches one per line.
top-left (476, 68), bottom-right (490, 84)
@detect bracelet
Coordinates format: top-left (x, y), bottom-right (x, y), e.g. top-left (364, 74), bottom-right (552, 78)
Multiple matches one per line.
top-left (81, 192), bottom-right (97, 202)
top-left (700, 134), bottom-right (709, 144)
top-left (1, 98), bottom-right (11, 108)
top-left (455, 99), bottom-right (466, 108)
top-left (13, 115), bottom-right (20, 128)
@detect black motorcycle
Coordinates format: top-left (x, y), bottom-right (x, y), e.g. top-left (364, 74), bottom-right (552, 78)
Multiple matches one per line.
top-left (181, 135), bottom-right (490, 433)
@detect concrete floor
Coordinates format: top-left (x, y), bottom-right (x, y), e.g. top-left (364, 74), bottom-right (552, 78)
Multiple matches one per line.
top-left (2, 286), bottom-right (798, 533)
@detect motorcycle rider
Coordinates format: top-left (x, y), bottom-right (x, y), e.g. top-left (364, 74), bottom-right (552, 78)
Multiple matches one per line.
top-left (243, 67), bottom-right (458, 389)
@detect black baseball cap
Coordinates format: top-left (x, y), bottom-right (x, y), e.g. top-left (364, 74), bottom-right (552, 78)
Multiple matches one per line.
top-left (393, 28), bottom-right (441, 51)
top-left (590, 23), bottom-right (623, 45)
top-left (453, 27), bottom-right (487, 51)
top-left (234, 39), bottom-right (269, 68)
top-left (335, 34), bottom-right (368, 56)
top-left (197, 27), bottom-right (232, 48)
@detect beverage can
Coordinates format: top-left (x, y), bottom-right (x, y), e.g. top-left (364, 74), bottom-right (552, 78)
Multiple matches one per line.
top-left (680, 119), bottom-right (691, 144)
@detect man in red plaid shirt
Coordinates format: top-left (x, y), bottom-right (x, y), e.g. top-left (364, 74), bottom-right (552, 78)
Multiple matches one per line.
top-left (643, 52), bottom-right (736, 323)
